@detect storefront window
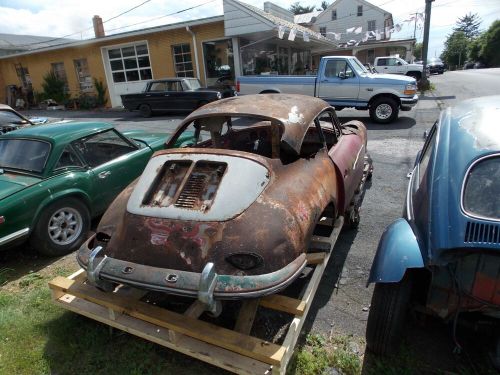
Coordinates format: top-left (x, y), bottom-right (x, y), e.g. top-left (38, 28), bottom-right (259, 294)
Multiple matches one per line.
top-left (291, 49), bottom-right (311, 75)
top-left (203, 39), bottom-right (234, 86)
top-left (108, 43), bottom-right (152, 83)
top-left (172, 44), bottom-right (194, 78)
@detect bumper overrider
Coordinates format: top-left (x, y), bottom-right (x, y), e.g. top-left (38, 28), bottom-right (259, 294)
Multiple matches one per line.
top-left (77, 234), bottom-right (307, 313)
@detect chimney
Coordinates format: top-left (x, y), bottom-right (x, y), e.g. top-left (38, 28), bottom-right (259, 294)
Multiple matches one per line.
top-left (93, 15), bottom-right (105, 38)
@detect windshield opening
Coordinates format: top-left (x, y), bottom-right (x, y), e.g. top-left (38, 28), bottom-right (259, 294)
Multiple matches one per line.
top-left (350, 58), bottom-right (368, 74)
top-left (0, 139), bottom-right (50, 173)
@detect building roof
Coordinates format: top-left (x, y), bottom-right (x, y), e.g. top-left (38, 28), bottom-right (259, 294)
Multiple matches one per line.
top-left (0, 33), bottom-right (76, 53)
top-left (294, 11), bottom-right (321, 25)
top-left (232, 0), bottom-right (330, 42)
top-left (0, 16), bottom-right (224, 60)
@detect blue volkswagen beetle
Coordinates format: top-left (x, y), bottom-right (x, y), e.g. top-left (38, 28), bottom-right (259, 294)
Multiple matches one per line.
top-left (366, 96), bottom-right (500, 355)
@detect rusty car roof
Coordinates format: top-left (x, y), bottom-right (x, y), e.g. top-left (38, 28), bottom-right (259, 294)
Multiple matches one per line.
top-left (181, 94), bottom-right (331, 155)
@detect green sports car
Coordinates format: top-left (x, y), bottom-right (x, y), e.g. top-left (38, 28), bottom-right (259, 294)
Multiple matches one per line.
top-left (0, 121), bottom-right (190, 256)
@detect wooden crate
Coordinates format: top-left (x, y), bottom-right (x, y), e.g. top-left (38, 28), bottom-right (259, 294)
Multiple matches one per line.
top-left (49, 217), bottom-right (343, 375)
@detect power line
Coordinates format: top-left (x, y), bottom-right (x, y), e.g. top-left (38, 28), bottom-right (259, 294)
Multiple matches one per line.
top-left (12, 0), bottom-right (155, 48)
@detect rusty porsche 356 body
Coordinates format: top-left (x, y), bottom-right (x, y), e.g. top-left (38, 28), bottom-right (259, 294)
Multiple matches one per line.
top-left (77, 94), bottom-right (371, 313)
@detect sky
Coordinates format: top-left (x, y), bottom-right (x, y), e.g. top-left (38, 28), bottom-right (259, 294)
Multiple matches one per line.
top-left (0, 0), bottom-right (499, 58)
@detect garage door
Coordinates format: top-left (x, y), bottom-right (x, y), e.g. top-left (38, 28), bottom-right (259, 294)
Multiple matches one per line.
top-left (102, 42), bottom-right (153, 107)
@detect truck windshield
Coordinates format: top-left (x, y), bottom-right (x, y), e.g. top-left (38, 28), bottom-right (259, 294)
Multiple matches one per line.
top-left (350, 58), bottom-right (369, 75)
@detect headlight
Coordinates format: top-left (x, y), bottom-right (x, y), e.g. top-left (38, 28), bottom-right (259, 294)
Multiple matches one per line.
top-left (404, 83), bottom-right (417, 95)
top-left (217, 92), bottom-right (222, 99)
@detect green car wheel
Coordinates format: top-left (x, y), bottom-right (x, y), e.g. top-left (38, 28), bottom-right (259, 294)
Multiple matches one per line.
top-left (30, 197), bottom-right (91, 256)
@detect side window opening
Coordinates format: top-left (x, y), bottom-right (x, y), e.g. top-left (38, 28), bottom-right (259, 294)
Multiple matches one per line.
top-left (317, 111), bottom-right (340, 149)
top-left (54, 146), bottom-right (83, 170)
top-left (73, 130), bottom-right (137, 168)
top-left (417, 124), bottom-right (437, 187)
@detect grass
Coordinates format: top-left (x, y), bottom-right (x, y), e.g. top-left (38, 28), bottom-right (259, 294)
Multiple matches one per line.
top-left (0, 264), bottom-right (221, 375)
top-left (288, 333), bottom-right (362, 375)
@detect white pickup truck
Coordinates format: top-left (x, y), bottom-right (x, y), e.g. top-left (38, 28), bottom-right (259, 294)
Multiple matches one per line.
top-left (374, 56), bottom-right (425, 81)
top-left (236, 56), bottom-right (418, 123)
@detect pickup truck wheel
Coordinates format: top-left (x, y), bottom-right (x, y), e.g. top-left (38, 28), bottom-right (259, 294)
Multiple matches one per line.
top-left (30, 198), bottom-right (91, 257)
top-left (139, 104), bottom-right (152, 117)
top-left (366, 272), bottom-right (413, 356)
top-left (370, 97), bottom-right (398, 124)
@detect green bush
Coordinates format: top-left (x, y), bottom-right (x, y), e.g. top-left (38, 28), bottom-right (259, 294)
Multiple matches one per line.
top-left (93, 78), bottom-right (108, 107)
top-left (40, 71), bottom-right (69, 104)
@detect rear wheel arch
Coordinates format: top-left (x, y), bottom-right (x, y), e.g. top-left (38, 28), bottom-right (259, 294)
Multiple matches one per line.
top-left (406, 71), bottom-right (422, 80)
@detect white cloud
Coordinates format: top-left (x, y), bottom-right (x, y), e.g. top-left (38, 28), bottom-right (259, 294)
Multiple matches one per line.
top-left (0, 0), bottom-right (497, 57)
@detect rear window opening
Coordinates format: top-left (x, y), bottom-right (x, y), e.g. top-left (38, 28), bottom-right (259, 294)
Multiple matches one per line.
top-left (463, 155), bottom-right (500, 220)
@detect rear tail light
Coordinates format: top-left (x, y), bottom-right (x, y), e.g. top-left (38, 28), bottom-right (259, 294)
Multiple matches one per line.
top-left (0, 216), bottom-right (4, 224)
top-left (236, 80), bottom-right (240, 92)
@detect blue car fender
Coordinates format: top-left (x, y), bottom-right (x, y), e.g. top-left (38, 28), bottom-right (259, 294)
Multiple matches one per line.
top-left (367, 218), bottom-right (424, 284)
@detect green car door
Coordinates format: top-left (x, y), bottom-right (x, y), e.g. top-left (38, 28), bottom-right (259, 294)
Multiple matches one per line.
top-left (72, 129), bottom-right (153, 215)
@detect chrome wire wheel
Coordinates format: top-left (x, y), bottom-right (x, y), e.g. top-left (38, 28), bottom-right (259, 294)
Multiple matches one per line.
top-left (375, 103), bottom-right (393, 120)
top-left (47, 207), bottom-right (83, 246)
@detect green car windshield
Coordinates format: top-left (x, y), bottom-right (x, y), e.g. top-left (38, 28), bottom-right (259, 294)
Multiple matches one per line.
top-left (0, 139), bottom-right (50, 173)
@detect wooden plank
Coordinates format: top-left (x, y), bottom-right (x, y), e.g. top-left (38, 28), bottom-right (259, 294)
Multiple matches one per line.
top-left (234, 299), bottom-right (260, 335)
top-left (184, 300), bottom-right (207, 319)
top-left (49, 277), bottom-right (286, 366)
top-left (259, 295), bottom-right (306, 316)
top-left (68, 268), bottom-right (86, 282)
top-left (306, 252), bottom-right (325, 265)
top-left (54, 294), bottom-right (271, 375)
top-left (280, 217), bottom-right (344, 371)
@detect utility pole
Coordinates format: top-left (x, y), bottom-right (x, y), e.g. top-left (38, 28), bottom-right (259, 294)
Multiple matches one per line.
top-left (412, 12), bottom-right (419, 39)
top-left (420, 0), bottom-right (434, 89)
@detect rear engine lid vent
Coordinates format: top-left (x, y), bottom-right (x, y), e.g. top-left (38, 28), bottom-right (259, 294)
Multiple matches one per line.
top-left (174, 161), bottom-right (226, 211)
top-left (464, 221), bottom-right (500, 244)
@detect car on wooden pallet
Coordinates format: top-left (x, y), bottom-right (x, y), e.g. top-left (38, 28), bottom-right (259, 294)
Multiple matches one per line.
top-left (77, 94), bottom-right (372, 315)
top-left (366, 96), bottom-right (500, 361)
top-left (0, 122), bottom-right (192, 256)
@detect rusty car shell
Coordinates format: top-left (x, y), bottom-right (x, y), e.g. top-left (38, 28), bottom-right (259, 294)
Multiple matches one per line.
top-left (77, 94), bottom-right (370, 302)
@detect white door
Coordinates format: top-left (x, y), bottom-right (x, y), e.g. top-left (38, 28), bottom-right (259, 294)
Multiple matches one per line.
top-left (101, 42), bottom-right (153, 107)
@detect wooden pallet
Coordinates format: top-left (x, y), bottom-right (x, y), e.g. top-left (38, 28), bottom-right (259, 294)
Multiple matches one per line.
top-left (49, 217), bottom-right (344, 375)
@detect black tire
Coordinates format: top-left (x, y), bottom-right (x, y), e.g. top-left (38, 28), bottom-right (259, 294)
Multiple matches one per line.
top-left (438, 71), bottom-right (444, 74)
top-left (344, 207), bottom-right (360, 229)
top-left (30, 197), bottom-right (91, 257)
top-left (139, 104), bottom-right (152, 117)
top-left (369, 97), bottom-right (399, 124)
top-left (407, 71), bottom-right (421, 81)
top-left (366, 273), bottom-right (413, 356)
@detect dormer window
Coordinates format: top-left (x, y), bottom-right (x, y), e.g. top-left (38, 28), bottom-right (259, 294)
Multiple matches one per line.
top-left (331, 10), bottom-right (337, 20)
top-left (357, 5), bottom-right (363, 16)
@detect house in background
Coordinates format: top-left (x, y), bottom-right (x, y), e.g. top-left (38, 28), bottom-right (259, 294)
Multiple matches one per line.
top-left (0, 0), bottom-right (416, 108)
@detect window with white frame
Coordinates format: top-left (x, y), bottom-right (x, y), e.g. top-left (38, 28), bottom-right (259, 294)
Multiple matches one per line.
top-left (108, 43), bottom-right (152, 83)
top-left (368, 20), bottom-right (376, 32)
top-left (357, 5), bottom-right (363, 16)
top-left (74, 58), bottom-right (93, 91)
top-left (320, 27), bottom-right (327, 36)
top-left (331, 10), bottom-right (337, 20)
top-left (172, 44), bottom-right (194, 77)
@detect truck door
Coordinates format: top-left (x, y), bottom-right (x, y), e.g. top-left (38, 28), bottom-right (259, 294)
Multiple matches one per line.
top-left (316, 59), bottom-right (360, 105)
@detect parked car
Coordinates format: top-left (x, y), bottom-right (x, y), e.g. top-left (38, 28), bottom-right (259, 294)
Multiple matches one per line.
top-left (78, 94), bottom-right (373, 313)
top-left (237, 56), bottom-right (418, 124)
top-left (427, 57), bottom-right (445, 74)
top-left (366, 96), bottom-right (500, 356)
top-left (207, 76), bottom-right (237, 98)
top-left (121, 78), bottom-right (223, 117)
top-left (0, 122), bottom-right (193, 256)
top-left (0, 104), bottom-right (34, 133)
top-left (473, 61), bottom-right (487, 69)
top-left (463, 61), bottom-right (475, 70)
top-left (374, 56), bottom-right (425, 81)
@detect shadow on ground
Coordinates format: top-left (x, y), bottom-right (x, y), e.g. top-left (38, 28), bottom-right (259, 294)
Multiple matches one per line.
top-left (338, 115), bottom-right (417, 131)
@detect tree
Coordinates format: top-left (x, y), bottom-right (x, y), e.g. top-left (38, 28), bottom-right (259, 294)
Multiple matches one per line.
top-left (41, 71), bottom-right (69, 104)
top-left (480, 20), bottom-right (500, 67)
top-left (440, 31), bottom-right (469, 69)
top-left (318, 1), bottom-right (329, 11)
top-left (468, 33), bottom-right (486, 62)
top-left (289, 2), bottom-right (316, 15)
top-left (453, 13), bottom-right (481, 39)
top-left (414, 42), bottom-right (423, 60)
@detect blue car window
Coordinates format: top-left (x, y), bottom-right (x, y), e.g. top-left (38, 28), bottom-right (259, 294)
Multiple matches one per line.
top-left (463, 156), bottom-right (500, 220)
top-left (418, 126), bottom-right (437, 187)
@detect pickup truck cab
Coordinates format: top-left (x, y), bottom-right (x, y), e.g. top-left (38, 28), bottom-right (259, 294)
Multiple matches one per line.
top-left (374, 56), bottom-right (425, 81)
top-left (236, 56), bottom-right (418, 124)
top-left (121, 78), bottom-right (222, 117)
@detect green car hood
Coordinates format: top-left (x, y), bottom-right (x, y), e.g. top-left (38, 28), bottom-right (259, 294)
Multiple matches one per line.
top-left (0, 173), bottom-right (41, 200)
